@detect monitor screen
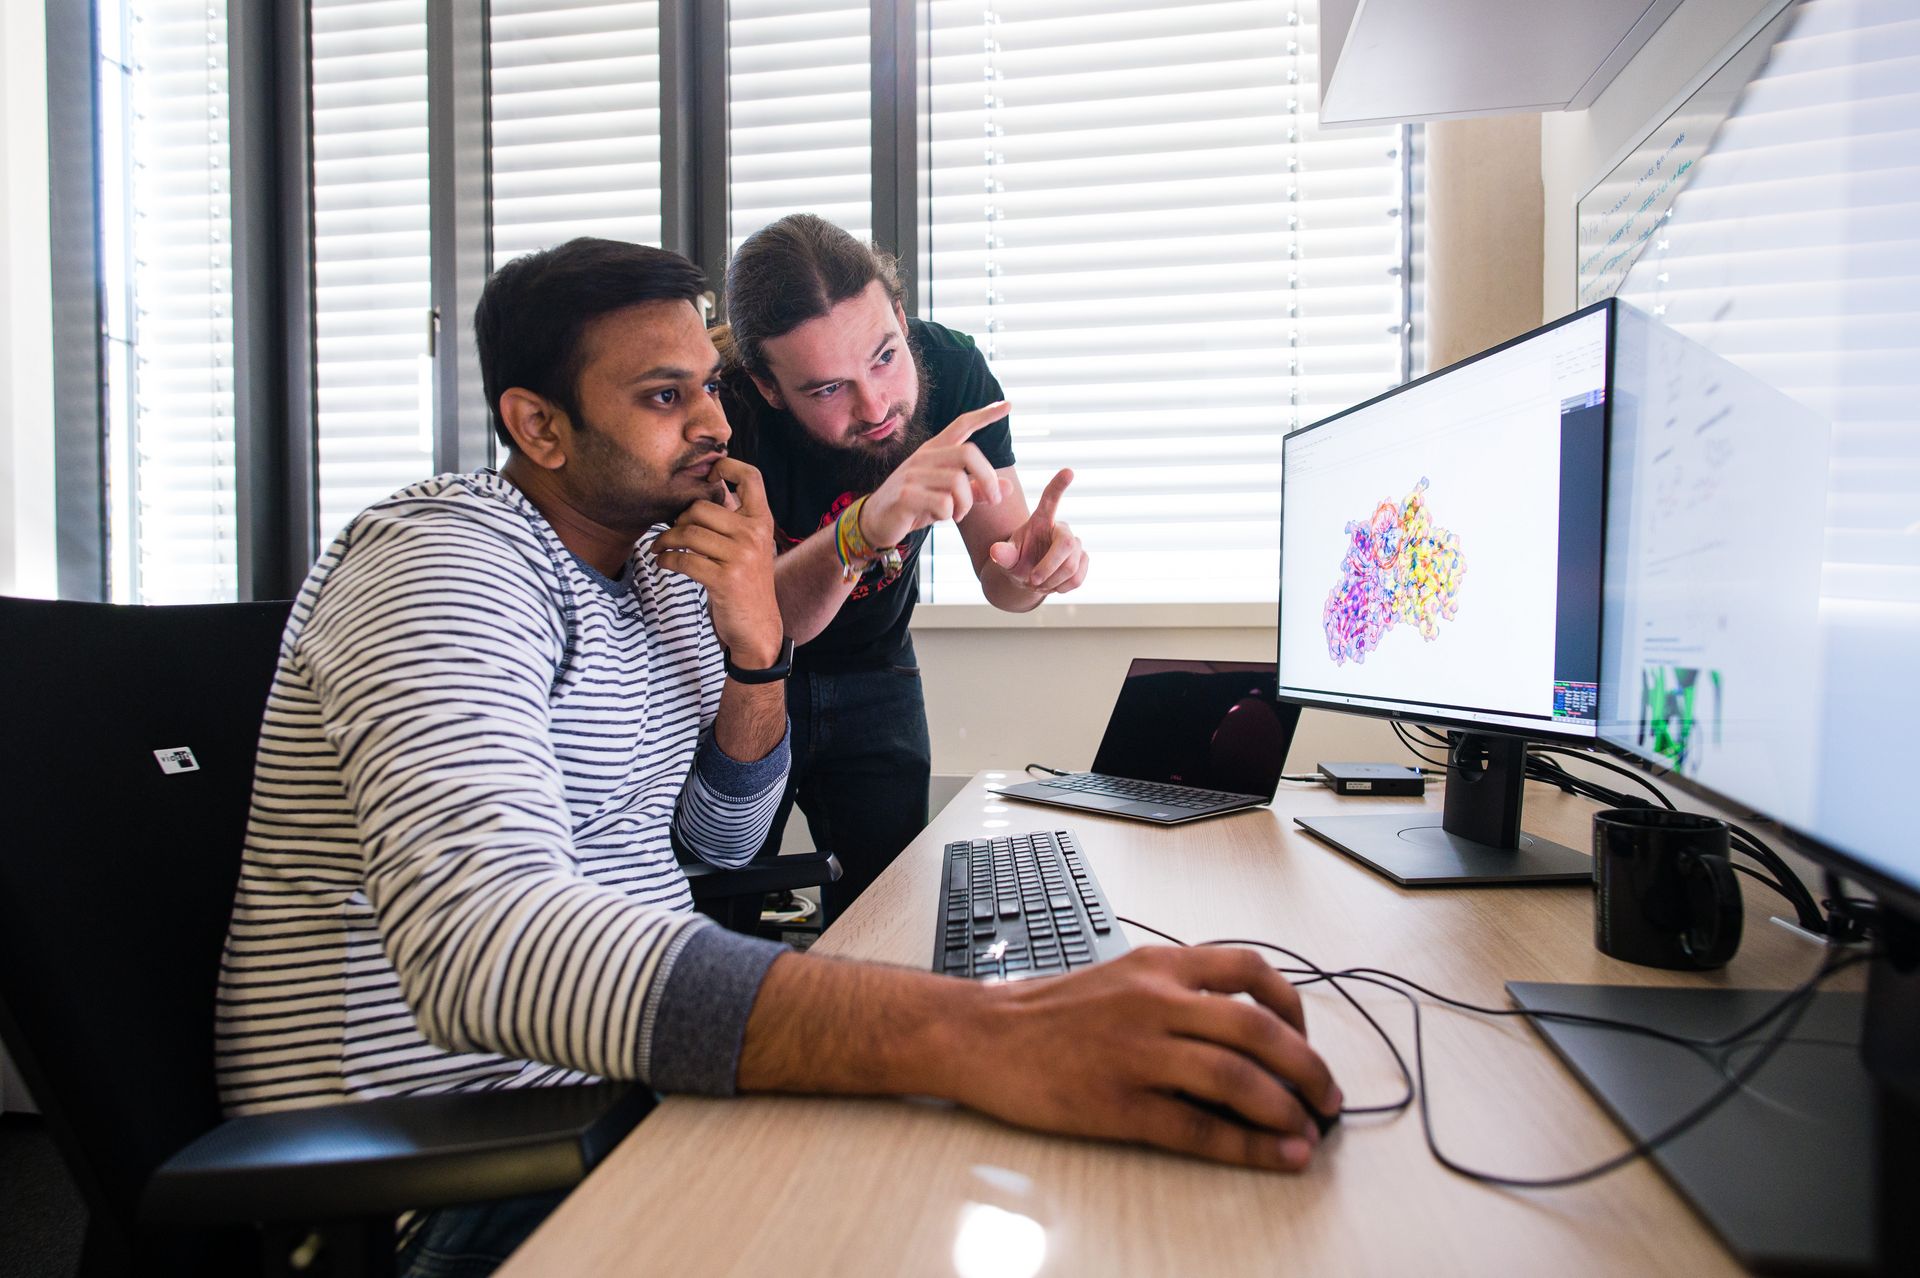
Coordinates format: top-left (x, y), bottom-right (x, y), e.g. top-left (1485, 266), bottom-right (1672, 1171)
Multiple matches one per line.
top-left (1277, 303), bottom-right (1611, 739)
top-left (1089, 659), bottom-right (1293, 799)
top-left (1601, 300), bottom-right (1918, 905)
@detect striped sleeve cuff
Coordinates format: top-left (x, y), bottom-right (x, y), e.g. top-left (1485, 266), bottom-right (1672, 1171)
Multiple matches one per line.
top-left (673, 725), bottom-right (790, 868)
top-left (643, 923), bottom-right (789, 1095)
top-left (694, 722), bottom-right (790, 797)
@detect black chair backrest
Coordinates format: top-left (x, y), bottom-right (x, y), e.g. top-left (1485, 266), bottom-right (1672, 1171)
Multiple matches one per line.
top-left (0, 597), bottom-right (292, 1237)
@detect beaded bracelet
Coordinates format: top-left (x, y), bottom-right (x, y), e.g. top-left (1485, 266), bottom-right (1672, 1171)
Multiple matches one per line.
top-left (834, 496), bottom-right (903, 584)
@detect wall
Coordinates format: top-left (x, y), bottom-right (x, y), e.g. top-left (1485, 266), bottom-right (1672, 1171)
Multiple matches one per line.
top-left (1425, 114), bottom-right (1545, 368)
top-left (911, 611), bottom-right (1406, 783)
top-left (1541, 0), bottom-right (1779, 318)
top-left (0, 0), bottom-right (56, 600)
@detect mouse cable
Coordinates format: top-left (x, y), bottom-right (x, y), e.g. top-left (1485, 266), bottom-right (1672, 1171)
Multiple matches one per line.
top-left (1121, 912), bottom-right (1807, 1106)
top-left (1119, 914), bottom-right (1414, 1117)
top-left (1116, 914), bottom-right (1871, 1190)
top-left (1023, 762), bottom-right (1068, 778)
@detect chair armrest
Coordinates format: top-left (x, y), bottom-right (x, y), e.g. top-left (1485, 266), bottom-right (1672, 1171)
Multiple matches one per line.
top-left (682, 849), bottom-right (842, 902)
top-left (141, 1081), bottom-right (653, 1224)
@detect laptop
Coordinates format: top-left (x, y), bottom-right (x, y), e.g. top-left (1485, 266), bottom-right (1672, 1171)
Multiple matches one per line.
top-left (994, 659), bottom-right (1300, 825)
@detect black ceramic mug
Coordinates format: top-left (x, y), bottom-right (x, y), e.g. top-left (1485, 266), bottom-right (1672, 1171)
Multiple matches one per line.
top-left (1592, 808), bottom-right (1743, 970)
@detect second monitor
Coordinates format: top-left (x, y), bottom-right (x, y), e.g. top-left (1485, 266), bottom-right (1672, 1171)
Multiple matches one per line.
top-left (1277, 301), bottom-right (1613, 885)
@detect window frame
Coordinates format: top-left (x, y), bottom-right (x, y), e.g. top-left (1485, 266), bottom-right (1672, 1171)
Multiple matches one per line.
top-left (55, 0), bottom-right (1417, 605)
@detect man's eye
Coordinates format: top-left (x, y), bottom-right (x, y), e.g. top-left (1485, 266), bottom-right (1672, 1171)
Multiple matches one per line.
top-left (876, 348), bottom-right (896, 367)
top-left (651, 388), bottom-right (679, 406)
top-left (704, 379), bottom-right (722, 396)
top-left (811, 383), bottom-right (841, 399)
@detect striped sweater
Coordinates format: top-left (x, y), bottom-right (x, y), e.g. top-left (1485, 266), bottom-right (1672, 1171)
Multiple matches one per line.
top-left (216, 471), bottom-right (790, 1116)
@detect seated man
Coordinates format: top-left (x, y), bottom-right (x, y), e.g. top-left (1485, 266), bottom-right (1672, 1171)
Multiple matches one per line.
top-left (216, 237), bottom-right (1340, 1277)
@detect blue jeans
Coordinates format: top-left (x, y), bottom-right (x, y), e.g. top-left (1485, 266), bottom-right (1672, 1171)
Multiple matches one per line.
top-left (395, 1188), bottom-right (567, 1278)
top-left (765, 644), bottom-right (933, 922)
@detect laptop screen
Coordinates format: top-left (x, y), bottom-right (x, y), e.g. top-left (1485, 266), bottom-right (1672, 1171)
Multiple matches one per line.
top-left (1088, 659), bottom-right (1296, 798)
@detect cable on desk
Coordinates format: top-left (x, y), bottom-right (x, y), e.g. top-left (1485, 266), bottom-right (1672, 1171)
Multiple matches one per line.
top-left (1120, 914), bottom-right (1415, 1118)
top-left (1113, 914), bottom-right (1871, 1189)
top-left (1024, 762), bottom-right (1069, 778)
top-left (1522, 746), bottom-right (1830, 935)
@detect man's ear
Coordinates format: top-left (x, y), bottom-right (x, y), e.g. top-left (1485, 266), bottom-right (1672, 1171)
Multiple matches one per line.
top-left (748, 372), bottom-right (787, 412)
top-left (498, 388), bottom-right (568, 470)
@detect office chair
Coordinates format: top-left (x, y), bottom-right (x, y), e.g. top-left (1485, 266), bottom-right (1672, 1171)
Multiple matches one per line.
top-left (0, 596), bottom-right (827, 1277)
top-left (683, 847), bottom-right (840, 935)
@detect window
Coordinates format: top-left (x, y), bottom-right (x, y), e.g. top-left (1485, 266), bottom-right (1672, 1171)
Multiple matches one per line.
top-left (921, 0), bottom-right (1417, 604)
top-left (727, 0), bottom-right (871, 252)
top-left (309, 0), bottom-right (433, 549)
top-left (80, 0), bottom-right (1418, 605)
top-left (490, 0), bottom-right (664, 267)
top-left (98, 0), bottom-right (238, 604)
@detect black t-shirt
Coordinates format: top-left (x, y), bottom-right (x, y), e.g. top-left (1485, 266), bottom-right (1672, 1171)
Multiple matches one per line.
top-left (723, 318), bottom-right (1014, 674)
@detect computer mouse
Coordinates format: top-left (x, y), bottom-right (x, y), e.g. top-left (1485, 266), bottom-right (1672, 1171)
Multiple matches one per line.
top-left (1179, 1082), bottom-right (1340, 1139)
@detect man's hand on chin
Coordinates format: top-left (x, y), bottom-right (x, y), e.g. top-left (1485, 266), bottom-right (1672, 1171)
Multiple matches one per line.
top-left (652, 457), bottom-right (784, 666)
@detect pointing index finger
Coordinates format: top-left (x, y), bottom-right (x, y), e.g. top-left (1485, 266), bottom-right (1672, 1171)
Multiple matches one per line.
top-left (1032, 467), bottom-right (1074, 523)
top-left (935, 400), bottom-right (1011, 444)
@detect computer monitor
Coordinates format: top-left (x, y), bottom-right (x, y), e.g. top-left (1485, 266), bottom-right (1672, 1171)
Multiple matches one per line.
top-left (1276, 301), bottom-right (1613, 885)
top-left (1521, 296), bottom-right (1920, 1273)
top-left (1600, 302), bottom-right (1919, 923)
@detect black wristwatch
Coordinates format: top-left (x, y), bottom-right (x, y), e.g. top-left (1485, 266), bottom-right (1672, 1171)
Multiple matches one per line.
top-left (723, 636), bottom-right (795, 684)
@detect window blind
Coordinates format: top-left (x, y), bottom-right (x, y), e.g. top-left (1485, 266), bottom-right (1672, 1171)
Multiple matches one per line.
top-left (100, 0), bottom-right (238, 604)
top-left (310, 0), bottom-right (433, 549)
top-left (1615, 0), bottom-right (1920, 611)
top-left (921, 0), bottom-right (1416, 605)
top-left (728, 0), bottom-right (871, 253)
top-left (490, 0), bottom-right (663, 267)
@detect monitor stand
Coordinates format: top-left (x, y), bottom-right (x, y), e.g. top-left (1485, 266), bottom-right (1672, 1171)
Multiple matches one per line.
top-left (1506, 982), bottom-right (1876, 1272)
top-left (1294, 731), bottom-right (1591, 886)
top-left (1510, 910), bottom-right (1920, 1274)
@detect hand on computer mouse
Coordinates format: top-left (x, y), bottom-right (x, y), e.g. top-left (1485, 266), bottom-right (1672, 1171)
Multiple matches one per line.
top-left (1180, 1081), bottom-right (1341, 1140)
top-left (936, 945), bottom-right (1343, 1172)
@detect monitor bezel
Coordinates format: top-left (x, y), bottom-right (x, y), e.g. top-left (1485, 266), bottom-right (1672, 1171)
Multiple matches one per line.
top-left (1275, 298), bottom-right (1616, 747)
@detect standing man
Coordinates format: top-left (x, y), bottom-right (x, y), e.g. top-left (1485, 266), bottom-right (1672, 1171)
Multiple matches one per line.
top-left (720, 214), bottom-right (1089, 918)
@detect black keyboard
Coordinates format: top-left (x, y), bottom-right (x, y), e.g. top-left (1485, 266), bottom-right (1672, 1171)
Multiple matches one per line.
top-left (934, 828), bottom-right (1129, 981)
top-left (1040, 772), bottom-right (1258, 811)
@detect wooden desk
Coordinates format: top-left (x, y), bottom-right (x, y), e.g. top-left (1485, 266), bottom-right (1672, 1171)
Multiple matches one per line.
top-left (501, 774), bottom-right (1841, 1277)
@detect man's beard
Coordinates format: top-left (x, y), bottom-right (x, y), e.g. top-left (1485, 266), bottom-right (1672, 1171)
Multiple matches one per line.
top-left (791, 343), bottom-right (933, 493)
top-left (568, 410), bottom-right (724, 531)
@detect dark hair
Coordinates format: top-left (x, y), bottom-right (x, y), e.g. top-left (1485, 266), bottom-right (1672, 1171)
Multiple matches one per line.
top-left (723, 214), bottom-right (904, 379)
top-left (474, 237), bottom-right (707, 449)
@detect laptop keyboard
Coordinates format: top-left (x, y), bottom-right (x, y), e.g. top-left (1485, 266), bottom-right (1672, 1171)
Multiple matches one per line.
top-left (1041, 772), bottom-right (1258, 811)
top-left (935, 829), bottom-right (1127, 981)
